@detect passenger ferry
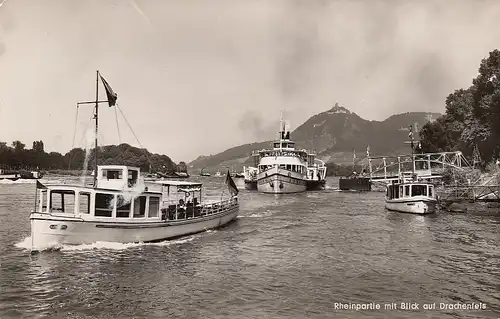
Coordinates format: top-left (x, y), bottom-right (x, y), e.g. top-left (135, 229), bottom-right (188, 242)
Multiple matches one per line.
top-left (29, 70), bottom-right (239, 251)
top-left (385, 173), bottom-right (437, 214)
top-left (30, 166), bottom-right (239, 250)
top-left (243, 112), bottom-right (327, 194)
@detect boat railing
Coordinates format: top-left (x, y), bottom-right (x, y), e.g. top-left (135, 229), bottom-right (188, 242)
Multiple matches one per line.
top-left (160, 196), bottom-right (238, 221)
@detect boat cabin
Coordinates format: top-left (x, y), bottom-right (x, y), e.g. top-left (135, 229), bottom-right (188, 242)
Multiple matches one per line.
top-left (96, 165), bottom-right (140, 190)
top-left (36, 185), bottom-right (163, 220)
top-left (386, 182), bottom-right (435, 200)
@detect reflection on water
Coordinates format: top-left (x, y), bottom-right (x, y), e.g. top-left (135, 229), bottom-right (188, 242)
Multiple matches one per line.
top-left (0, 177), bottom-right (499, 318)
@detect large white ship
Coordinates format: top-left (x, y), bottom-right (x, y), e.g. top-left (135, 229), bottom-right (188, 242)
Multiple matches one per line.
top-left (243, 114), bottom-right (327, 194)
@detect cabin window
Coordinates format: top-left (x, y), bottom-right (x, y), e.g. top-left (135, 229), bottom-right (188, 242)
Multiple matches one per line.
top-left (133, 196), bottom-right (146, 218)
top-left (50, 190), bottom-right (75, 214)
top-left (289, 143), bottom-right (294, 148)
top-left (282, 143), bottom-right (287, 148)
top-left (116, 195), bottom-right (131, 218)
top-left (102, 169), bottom-right (122, 180)
top-left (412, 185), bottom-right (427, 196)
top-left (79, 192), bottom-right (90, 214)
top-left (428, 186), bottom-right (433, 197)
top-left (39, 190), bottom-right (47, 212)
top-left (148, 197), bottom-right (160, 218)
top-left (279, 164), bottom-right (286, 169)
top-left (404, 186), bottom-right (410, 197)
top-left (274, 143), bottom-right (280, 148)
top-left (95, 193), bottom-right (113, 217)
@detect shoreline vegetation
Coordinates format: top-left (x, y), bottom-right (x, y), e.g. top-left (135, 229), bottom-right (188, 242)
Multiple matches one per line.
top-left (419, 49), bottom-right (500, 168)
top-left (0, 142), bottom-right (189, 175)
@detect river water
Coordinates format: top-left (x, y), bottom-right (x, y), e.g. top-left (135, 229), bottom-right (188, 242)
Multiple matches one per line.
top-left (0, 176), bottom-right (499, 319)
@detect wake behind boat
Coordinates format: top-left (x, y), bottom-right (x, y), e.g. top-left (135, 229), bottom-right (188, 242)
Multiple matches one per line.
top-left (29, 71), bottom-right (239, 251)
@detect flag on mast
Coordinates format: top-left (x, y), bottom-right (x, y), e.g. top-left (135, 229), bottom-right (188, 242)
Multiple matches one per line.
top-left (99, 73), bottom-right (118, 107)
top-left (366, 145), bottom-right (370, 158)
top-left (36, 180), bottom-right (47, 189)
top-left (225, 169), bottom-right (239, 196)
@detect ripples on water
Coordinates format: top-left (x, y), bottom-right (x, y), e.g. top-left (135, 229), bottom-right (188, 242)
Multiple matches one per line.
top-left (0, 177), bottom-right (499, 318)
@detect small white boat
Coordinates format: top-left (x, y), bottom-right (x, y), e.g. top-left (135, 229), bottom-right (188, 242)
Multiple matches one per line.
top-left (385, 174), bottom-right (437, 214)
top-left (384, 125), bottom-right (436, 214)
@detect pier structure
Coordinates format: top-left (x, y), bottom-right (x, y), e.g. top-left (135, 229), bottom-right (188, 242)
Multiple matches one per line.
top-left (367, 151), bottom-right (469, 185)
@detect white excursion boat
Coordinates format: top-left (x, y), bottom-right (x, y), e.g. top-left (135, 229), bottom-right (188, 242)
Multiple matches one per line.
top-left (30, 166), bottom-right (239, 250)
top-left (243, 111), bottom-right (327, 194)
top-left (385, 173), bottom-right (437, 214)
top-left (384, 125), bottom-right (437, 214)
top-left (29, 70), bottom-right (239, 251)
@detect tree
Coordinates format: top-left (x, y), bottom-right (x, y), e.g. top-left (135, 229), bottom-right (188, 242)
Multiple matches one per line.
top-left (177, 161), bottom-right (187, 172)
top-left (12, 140), bottom-right (25, 152)
top-left (420, 49), bottom-right (500, 165)
top-left (32, 140), bottom-right (44, 153)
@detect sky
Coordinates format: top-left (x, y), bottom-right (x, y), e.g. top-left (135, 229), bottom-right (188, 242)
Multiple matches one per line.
top-left (1, 0), bottom-right (500, 163)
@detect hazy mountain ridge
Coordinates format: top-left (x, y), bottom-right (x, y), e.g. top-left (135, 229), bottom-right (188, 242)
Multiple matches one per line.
top-left (189, 105), bottom-right (442, 172)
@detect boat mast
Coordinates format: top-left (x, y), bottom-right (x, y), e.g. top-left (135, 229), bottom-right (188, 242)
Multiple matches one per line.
top-left (94, 70), bottom-right (99, 187)
top-left (279, 109), bottom-right (284, 151)
top-left (408, 125), bottom-right (415, 175)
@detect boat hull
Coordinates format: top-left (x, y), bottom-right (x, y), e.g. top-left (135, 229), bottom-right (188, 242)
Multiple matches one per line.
top-left (29, 206), bottom-right (238, 250)
top-left (306, 179), bottom-right (326, 191)
top-left (385, 198), bottom-right (437, 214)
top-left (257, 172), bottom-right (307, 194)
top-left (244, 180), bottom-right (257, 190)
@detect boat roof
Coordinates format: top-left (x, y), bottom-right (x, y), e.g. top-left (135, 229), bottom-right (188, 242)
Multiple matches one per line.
top-left (40, 184), bottom-right (162, 195)
top-left (389, 181), bottom-right (433, 186)
top-left (153, 180), bottom-right (202, 187)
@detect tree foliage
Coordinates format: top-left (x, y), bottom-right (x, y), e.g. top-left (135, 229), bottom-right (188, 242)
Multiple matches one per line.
top-left (420, 49), bottom-right (500, 165)
top-left (0, 141), bottom-right (178, 173)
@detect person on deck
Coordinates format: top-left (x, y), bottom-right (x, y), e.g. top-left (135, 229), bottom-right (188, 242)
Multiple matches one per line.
top-left (186, 193), bottom-right (193, 204)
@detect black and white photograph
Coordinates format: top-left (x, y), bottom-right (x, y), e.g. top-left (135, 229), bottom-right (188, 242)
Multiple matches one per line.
top-left (0, 0), bottom-right (499, 318)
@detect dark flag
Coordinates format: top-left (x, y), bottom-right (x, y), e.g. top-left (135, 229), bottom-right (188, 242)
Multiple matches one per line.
top-left (36, 180), bottom-right (47, 189)
top-left (225, 169), bottom-right (239, 196)
top-left (99, 73), bottom-right (118, 107)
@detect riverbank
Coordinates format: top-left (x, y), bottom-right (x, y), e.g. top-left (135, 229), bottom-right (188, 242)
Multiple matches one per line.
top-left (44, 170), bottom-right (92, 177)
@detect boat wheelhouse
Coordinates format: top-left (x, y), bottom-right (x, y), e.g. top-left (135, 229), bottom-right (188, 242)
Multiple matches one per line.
top-left (243, 112), bottom-right (327, 194)
top-left (29, 71), bottom-right (239, 251)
